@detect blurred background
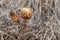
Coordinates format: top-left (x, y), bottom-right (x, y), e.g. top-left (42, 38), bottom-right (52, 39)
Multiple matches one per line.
top-left (0, 0), bottom-right (60, 40)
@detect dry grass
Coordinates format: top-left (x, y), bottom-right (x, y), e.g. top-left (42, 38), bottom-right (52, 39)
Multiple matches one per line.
top-left (0, 0), bottom-right (60, 40)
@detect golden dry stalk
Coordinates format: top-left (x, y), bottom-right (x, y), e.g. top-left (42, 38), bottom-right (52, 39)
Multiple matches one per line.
top-left (10, 11), bottom-right (19, 23)
top-left (20, 7), bottom-right (33, 20)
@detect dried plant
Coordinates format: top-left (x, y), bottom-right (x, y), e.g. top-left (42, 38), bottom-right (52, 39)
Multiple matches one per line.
top-left (10, 11), bottom-right (19, 24)
top-left (0, 0), bottom-right (60, 40)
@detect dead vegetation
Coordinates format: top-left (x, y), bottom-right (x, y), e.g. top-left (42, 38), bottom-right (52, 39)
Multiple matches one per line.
top-left (0, 0), bottom-right (60, 40)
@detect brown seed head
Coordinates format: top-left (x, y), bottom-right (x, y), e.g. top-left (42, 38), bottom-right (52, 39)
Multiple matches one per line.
top-left (10, 11), bottom-right (19, 23)
top-left (20, 8), bottom-right (33, 20)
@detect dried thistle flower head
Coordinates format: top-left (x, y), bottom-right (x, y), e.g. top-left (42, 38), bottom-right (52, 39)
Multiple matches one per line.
top-left (20, 7), bottom-right (33, 20)
top-left (10, 11), bottom-right (19, 23)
